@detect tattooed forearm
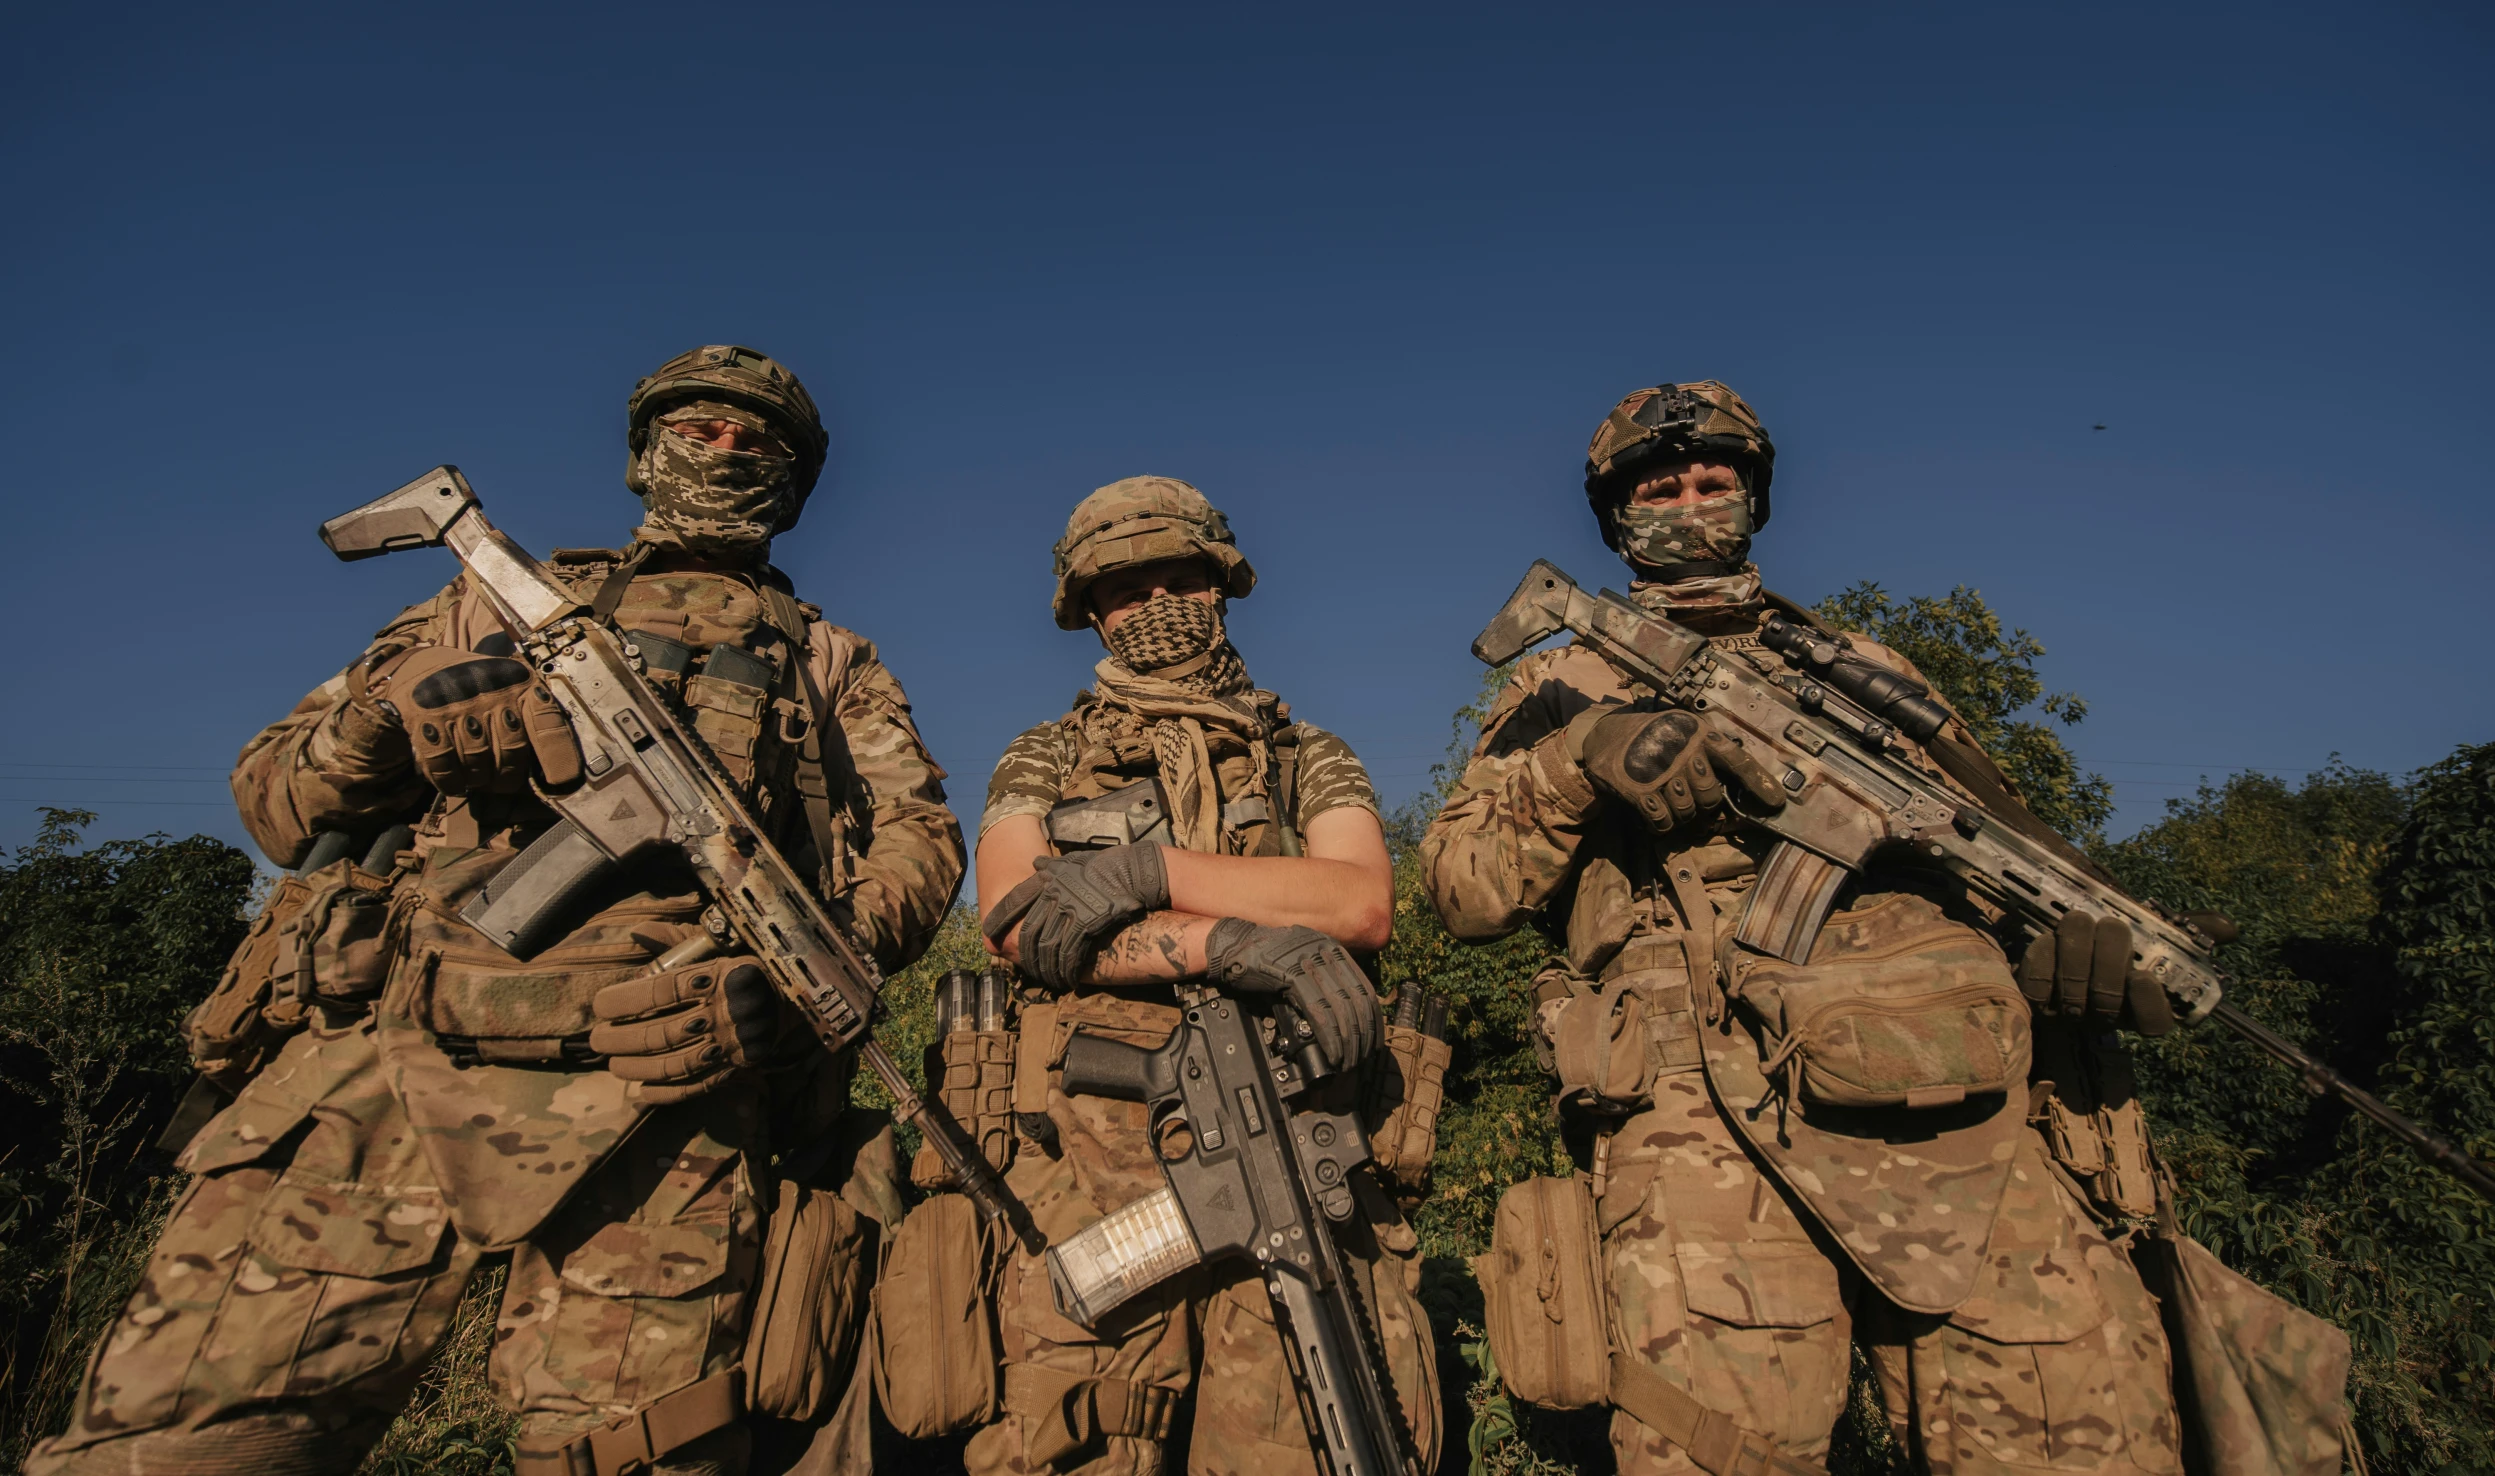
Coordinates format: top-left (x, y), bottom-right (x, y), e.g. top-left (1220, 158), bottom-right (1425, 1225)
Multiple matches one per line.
top-left (1092, 912), bottom-right (1197, 982)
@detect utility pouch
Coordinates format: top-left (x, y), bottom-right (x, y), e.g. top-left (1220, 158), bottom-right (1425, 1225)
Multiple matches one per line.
top-left (1550, 980), bottom-right (1656, 1115)
top-left (912, 969), bottom-right (1019, 1190)
top-left (1366, 987), bottom-right (1452, 1196)
top-left (1727, 892), bottom-right (2030, 1110)
top-left (183, 843), bottom-right (402, 1087)
top-left (286, 857), bottom-right (401, 1005)
top-left (2132, 1228), bottom-right (2352, 1476)
top-left (185, 870), bottom-right (316, 1088)
top-left (743, 1174), bottom-right (875, 1421)
top-left (1473, 1174), bottom-right (1611, 1410)
top-left (871, 1192), bottom-right (1005, 1438)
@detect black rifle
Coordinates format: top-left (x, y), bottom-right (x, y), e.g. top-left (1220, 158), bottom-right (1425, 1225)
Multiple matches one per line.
top-left (318, 467), bottom-right (1036, 1244)
top-left (1473, 559), bottom-right (2495, 1204)
top-left (1045, 989), bottom-right (1416, 1476)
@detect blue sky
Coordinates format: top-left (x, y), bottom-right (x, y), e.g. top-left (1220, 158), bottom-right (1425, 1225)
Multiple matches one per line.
top-left (2, 2), bottom-right (2488, 875)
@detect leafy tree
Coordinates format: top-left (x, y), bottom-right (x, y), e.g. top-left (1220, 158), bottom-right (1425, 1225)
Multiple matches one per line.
top-left (1813, 583), bottom-right (2114, 842)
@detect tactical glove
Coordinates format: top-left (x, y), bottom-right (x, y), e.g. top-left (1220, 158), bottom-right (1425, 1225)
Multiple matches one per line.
top-left (590, 957), bottom-right (788, 1104)
top-left (1567, 705), bottom-right (1785, 830)
top-left (2018, 911), bottom-right (2174, 1037)
top-left (981, 842), bottom-right (1171, 991)
top-left (1203, 917), bottom-right (1382, 1072)
top-left (358, 645), bottom-right (583, 796)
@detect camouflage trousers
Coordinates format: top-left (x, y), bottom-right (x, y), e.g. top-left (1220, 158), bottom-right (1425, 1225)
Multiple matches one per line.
top-left (1599, 1071), bottom-right (2182, 1475)
top-left (27, 1022), bottom-right (771, 1476)
top-left (961, 1002), bottom-right (1441, 1476)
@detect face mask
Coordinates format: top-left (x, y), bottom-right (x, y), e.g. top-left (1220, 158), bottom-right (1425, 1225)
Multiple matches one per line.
top-left (1102, 592), bottom-right (1224, 674)
top-left (1612, 491), bottom-right (1754, 571)
top-left (636, 426), bottom-right (795, 557)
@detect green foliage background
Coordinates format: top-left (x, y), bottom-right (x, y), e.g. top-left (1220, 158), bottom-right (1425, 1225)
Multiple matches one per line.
top-left (3, 581), bottom-right (2489, 1474)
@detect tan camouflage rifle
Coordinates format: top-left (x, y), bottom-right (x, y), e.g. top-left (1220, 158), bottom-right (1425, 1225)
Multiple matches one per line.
top-left (322, 466), bottom-right (1037, 1245)
top-left (1473, 559), bottom-right (2495, 1204)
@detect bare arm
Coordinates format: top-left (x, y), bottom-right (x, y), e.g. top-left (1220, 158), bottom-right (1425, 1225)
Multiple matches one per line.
top-left (978, 805), bottom-right (1394, 982)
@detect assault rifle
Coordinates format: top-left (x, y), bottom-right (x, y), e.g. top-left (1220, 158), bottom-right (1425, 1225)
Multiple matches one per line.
top-left (1046, 991), bottom-right (1416, 1476)
top-left (319, 467), bottom-right (1036, 1244)
top-left (1471, 560), bottom-right (2495, 1204)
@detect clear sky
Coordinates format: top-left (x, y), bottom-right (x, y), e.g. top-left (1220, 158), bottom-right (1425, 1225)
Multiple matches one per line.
top-left (3, 2), bottom-right (2488, 879)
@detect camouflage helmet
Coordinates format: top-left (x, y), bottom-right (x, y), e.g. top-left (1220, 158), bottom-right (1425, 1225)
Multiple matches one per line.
top-left (1051, 476), bottom-right (1256, 630)
top-left (1584, 381), bottom-right (1777, 543)
top-left (625, 345), bottom-right (829, 530)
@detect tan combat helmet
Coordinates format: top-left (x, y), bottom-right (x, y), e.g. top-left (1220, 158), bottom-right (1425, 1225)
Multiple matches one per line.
top-left (625, 345), bottom-right (831, 530)
top-left (1050, 476), bottom-right (1257, 630)
top-left (1584, 381), bottom-right (1778, 550)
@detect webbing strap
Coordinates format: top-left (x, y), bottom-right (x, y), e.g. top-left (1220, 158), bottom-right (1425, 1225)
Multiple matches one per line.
top-left (1003, 1364), bottom-right (1180, 1465)
top-left (516, 1367), bottom-right (743, 1476)
top-left (1608, 1354), bottom-right (1826, 1476)
top-left (587, 543), bottom-right (654, 623)
top-left (784, 620), bottom-right (861, 900)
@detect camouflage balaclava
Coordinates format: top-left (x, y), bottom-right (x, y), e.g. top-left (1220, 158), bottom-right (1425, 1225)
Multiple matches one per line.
top-left (631, 401), bottom-right (798, 559)
top-left (625, 346), bottom-right (829, 561)
top-left (1585, 381), bottom-right (1776, 616)
top-left (1610, 488), bottom-right (1755, 571)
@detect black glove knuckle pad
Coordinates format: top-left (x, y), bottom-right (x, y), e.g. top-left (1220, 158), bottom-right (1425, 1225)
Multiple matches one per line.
top-left (1618, 711), bottom-right (1698, 784)
top-left (407, 657), bottom-right (532, 709)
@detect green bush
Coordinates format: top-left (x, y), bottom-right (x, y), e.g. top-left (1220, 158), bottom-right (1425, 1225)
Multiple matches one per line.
top-left (0, 808), bottom-right (256, 1468)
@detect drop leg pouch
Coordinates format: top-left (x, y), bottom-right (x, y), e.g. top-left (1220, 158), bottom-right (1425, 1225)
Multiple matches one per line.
top-left (870, 1191), bottom-right (1005, 1438)
top-left (1472, 1174), bottom-right (1611, 1409)
top-left (2132, 1228), bottom-right (2353, 1476)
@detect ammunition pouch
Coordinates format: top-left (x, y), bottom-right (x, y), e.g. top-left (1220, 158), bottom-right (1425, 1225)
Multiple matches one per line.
top-left (871, 1191), bottom-right (1006, 1439)
top-left (1364, 994), bottom-right (1452, 1197)
top-left (185, 855), bottom-right (402, 1089)
top-left (401, 845), bottom-right (708, 1066)
top-left (912, 970), bottom-right (1021, 1189)
top-left (1725, 892), bottom-right (2029, 1110)
top-left (912, 1024), bottom-right (1019, 1190)
top-left (2030, 1030), bottom-right (2162, 1221)
top-left (1473, 1174), bottom-right (1610, 1410)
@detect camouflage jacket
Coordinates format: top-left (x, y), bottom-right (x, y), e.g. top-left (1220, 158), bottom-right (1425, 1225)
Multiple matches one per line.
top-left (1421, 595), bottom-right (2003, 966)
top-left (1421, 592), bottom-right (2079, 1312)
top-left (234, 553), bottom-right (964, 973)
top-left (226, 552), bottom-right (965, 1247)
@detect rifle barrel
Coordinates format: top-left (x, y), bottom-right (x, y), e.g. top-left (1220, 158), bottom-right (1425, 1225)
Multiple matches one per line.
top-left (2209, 1001), bottom-right (2495, 1203)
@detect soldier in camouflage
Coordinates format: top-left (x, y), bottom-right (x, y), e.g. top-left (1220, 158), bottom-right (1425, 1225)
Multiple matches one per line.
top-left (964, 476), bottom-right (1440, 1476)
top-left (1423, 384), bottom-right (2186, 1475)
top-left (30, 347), bottom-right (965, 1476)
